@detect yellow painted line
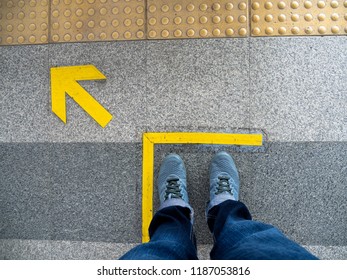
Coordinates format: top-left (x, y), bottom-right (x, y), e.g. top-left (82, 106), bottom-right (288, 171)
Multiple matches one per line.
top-left (145, 132), bottom-right (263, 145)
top-left (142, 132), bottom-right (263, 242)
top-left (51, 65), bottom-right (112, 128)
top-left (142, 134), bottom-right (155, 243)
top-left (251, 0), bottom-right (347, 36)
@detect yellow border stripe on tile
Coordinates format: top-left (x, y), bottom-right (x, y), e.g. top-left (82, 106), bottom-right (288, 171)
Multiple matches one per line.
top-left (142, 132), bottom-right (263, 242)
top-left (145, 132), bottom-right (263, 145)
top-left (142, 134), bottom-right (155, 243)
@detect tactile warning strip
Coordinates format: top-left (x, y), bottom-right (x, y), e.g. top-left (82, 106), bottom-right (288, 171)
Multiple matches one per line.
top-left (50, 0), bottom-right (146, 43)
top-left (251, 0), bottom-right (347, 36)
top-left (0, 0), bottom-right (49, 45)
top-left (1, 1), bottom-right (347, 46)
top-left (146, 0), bottom-right (249, 39)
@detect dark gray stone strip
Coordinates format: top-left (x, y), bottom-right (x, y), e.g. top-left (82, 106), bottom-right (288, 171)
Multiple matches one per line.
top-left (0, 142), bottom-right (346, 245)
top-left (0, 239), bottom-right (346, 260)
top-left (0, 143), bottom-right (142, 243)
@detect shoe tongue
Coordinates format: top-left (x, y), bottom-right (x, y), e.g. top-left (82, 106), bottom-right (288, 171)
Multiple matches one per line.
top-left (166, 175), bottom-right (179, 182)
top-left (218, 172), bottom-right (230, 179)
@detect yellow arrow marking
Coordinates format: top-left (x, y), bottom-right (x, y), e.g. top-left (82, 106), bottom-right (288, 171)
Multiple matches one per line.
top-left (51, 65), bottom-right (112, 128)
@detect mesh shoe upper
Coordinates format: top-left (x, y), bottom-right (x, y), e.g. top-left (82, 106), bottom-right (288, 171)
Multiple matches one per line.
top-left (209, 152), bottom-right (240, 202)
top-left (157, 154), bottom-right (189, 205)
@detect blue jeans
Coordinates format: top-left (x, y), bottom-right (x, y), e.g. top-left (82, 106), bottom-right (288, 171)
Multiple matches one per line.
top-left (120, 200), bottom-right (318, 260)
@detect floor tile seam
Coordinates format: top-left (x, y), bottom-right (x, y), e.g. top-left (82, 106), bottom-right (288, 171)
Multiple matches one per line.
top-left (246, 36), bottom-right (256, 209)
top-left (2, 238), bottom-right (347, 248)
top-left (1, 140), bottom-right (347, 144)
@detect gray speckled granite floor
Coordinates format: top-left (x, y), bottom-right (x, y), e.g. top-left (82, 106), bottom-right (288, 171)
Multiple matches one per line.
top-left (1, 142), bottom-right (346, 247)
top-left (1, 37), bottom-right (347, 259)
top-left (1, 239), bottom-right (346, 260)
top-left (1, 37), bottom-right (346, 142)
top-left (249, 37), bottom-right (347, 142)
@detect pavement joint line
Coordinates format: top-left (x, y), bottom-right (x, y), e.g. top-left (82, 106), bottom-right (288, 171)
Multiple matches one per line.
top-left (141, 132), bottom-right (263, 242)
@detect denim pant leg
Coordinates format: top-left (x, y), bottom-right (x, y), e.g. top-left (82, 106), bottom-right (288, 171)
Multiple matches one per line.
top-left (120, 206), bottom-right (198, 260)
top-left (207, 200), bottom-right (318, 260)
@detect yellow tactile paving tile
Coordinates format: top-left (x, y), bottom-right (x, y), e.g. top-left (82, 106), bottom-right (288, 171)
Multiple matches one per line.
top-left (50, 0), bottom-right (146, 43)
top-left (251, 0), bottom-right (347, 36)
top-left (146, 0), bottom-right (249, 39)
top-left (1, 1), bottom-right (347, 46)
top-left (0, 0), bottom-right (49, 45)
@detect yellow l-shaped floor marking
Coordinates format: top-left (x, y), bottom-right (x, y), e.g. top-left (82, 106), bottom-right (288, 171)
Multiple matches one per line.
top-left (142, 132), bottom-right (263, 242)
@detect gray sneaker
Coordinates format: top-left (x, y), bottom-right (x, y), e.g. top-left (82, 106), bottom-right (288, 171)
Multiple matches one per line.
top-left (207, 152), bottom-right (240, 213)
top-left (157, 154), bottom-right (189, 208)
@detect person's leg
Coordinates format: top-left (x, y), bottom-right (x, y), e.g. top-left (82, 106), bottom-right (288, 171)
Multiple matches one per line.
top-left (120, 154), bottom-right (198, 260)
top-left (207, 152), bottom-right (318, 260)
top-left (120, 204), bottom-right (197, 260)
top-left (207, 200), bottom-right (318, 260)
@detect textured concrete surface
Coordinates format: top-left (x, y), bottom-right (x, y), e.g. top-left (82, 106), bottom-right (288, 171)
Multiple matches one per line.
top-left (1, 37), bottom-right (346, 142)
top-left (0, 45), bottom-right (50, 142)
top-left (303, 246), bottom-right (347, 261)
top-left (250, 37), bottom-right (347, 142)
top-left (0, 239), bottom-right (135, 260)
top-left (248, 142), bottom-right (347, 246)
top-left (146, 39), bottom-right (250, 130)
top-left (1, 142), bottom-right (346, 247)
top-left (49, 143), bottom-right (142, 242)
top-left (1, 37), bottom-right (346, 260)
top-left (1, 240), bottom-right (346, 260)
top-left (0, 143), bottom-right (142, 243)
top-left (0, 144), bottom-right (52, 240)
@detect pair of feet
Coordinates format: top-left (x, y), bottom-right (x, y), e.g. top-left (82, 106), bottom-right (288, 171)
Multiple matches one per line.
top-left (158, 152), bottom-right (239, 215)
